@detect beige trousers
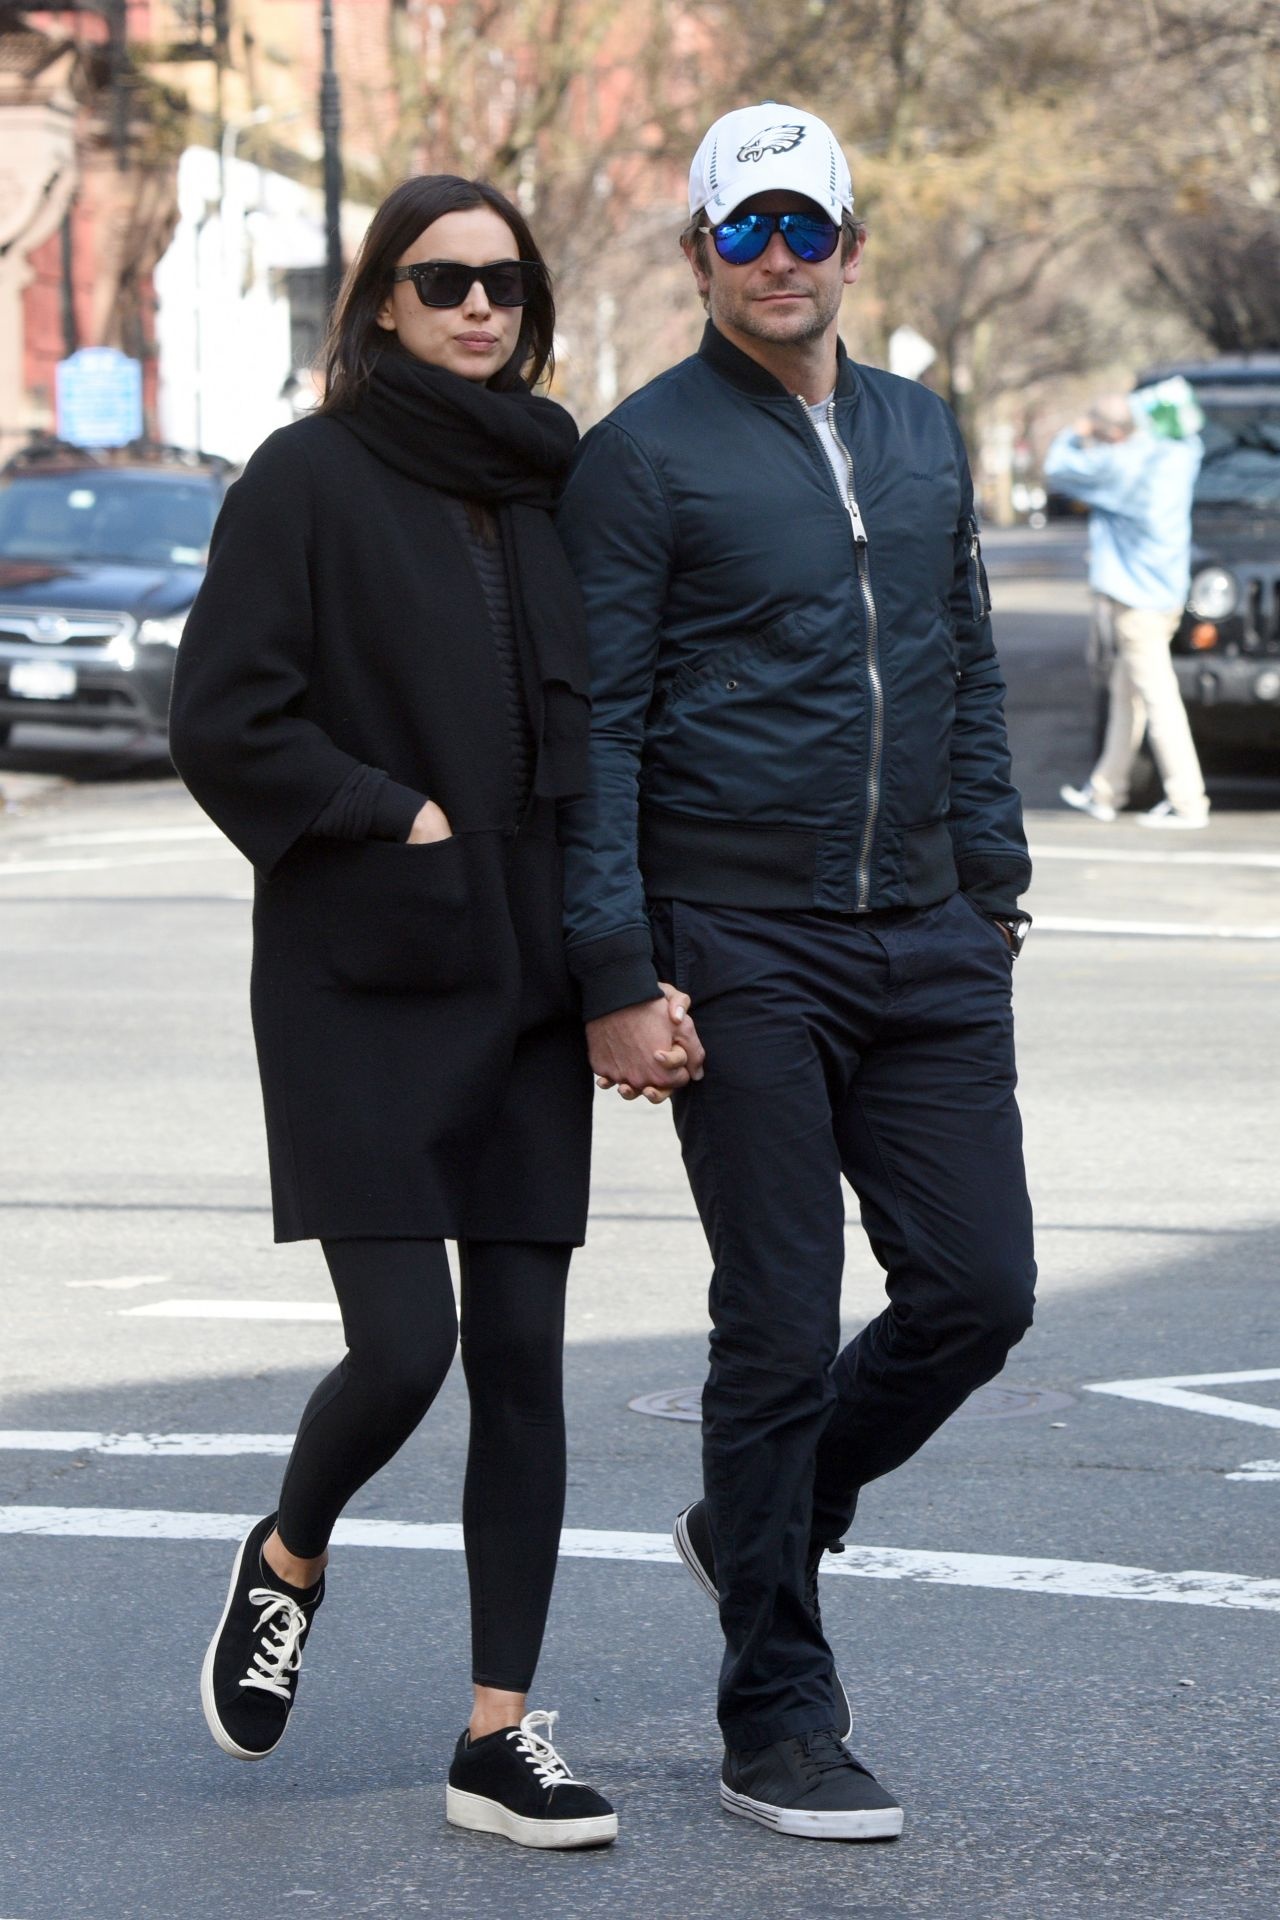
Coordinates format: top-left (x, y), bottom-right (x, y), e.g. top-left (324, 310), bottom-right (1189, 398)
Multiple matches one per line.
top-left (1089, 595), bottom-right (1208, 815)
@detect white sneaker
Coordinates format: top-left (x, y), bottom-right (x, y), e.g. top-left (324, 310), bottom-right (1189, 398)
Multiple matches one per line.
top-left (1139, 800), bottom-right (1209, 831)
top-left (1059, 782), bottom-right (1117, 823)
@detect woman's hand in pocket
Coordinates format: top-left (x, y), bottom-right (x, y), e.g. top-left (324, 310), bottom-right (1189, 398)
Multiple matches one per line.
top-left (406, 800), bottom-right (453, 844)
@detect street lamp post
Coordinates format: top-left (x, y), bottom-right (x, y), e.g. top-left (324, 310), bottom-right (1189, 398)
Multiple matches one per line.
top-left (320, 0), bottom-right (344, 311)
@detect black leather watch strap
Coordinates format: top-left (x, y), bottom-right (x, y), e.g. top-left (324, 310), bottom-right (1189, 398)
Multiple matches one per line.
top-left (989, 915), bottom-right (1029, 958)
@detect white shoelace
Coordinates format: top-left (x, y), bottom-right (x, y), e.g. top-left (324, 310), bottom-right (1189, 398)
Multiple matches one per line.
top-left (239, 1587), bottom-right (309, 1701)
top-left (506, 1710), bottom-right (577, 1791)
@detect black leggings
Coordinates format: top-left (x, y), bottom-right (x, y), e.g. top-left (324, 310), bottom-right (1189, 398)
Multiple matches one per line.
top-left (275, 1237), bottom-right (570, 1693)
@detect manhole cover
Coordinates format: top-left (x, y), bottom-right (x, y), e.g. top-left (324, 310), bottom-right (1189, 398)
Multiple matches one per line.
top-left (628, 1383), bottom-right (1073, 1423)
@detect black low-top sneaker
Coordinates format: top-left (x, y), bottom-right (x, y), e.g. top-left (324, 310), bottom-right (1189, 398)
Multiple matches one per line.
top-left (446, 1710), bottom-right (618, 1850)
top-left (721, 1729), bottom-right (903, 1842)
top-left (673, 1500), bottom-right (854, 1745)
top-left (200, 1513), bottom-right (323, 1761)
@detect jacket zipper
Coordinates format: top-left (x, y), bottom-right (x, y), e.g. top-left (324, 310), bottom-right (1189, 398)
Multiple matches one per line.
top-left (794, 395), bottom-right (883, 911)
top-left (966, 515), bottom-right (991, 621)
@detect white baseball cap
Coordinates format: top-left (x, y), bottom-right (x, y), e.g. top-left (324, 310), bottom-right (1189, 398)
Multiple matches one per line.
top-left (689, 103), bottom-right (855, 226)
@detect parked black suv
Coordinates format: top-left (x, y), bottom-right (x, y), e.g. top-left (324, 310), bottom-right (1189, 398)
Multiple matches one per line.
top-left (1141, 357), bottom-right (1280, 751)
top-left (0, 439), bottom-right (234, 746)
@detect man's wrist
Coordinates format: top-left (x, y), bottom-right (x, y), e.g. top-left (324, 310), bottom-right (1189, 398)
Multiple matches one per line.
top-left (578, 960), bottom-right (664, 1022)
top-left (567, 927), bottom-right (662, 1021)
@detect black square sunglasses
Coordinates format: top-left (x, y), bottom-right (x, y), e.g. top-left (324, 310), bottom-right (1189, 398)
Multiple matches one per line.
top-left (391, 259), bottom-right (546, 309)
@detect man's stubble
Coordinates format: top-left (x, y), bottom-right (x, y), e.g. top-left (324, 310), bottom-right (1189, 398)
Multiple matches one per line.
top-left (711, 276), bottom-right (844, 352)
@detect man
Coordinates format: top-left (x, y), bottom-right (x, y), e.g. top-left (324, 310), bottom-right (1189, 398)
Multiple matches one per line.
top-left (556, 103), bottom-right (1036, 1842)
top-left (1048, 388), bottom-right (1208, 828)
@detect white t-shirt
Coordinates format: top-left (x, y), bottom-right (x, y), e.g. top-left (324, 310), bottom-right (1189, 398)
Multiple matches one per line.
top-left (806, 391), bottom-right (851, 500)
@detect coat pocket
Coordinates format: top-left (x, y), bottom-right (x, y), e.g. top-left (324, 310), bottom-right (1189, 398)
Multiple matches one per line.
top-left (318, 836), bottom-right (474, 994)
top-left (956, 889), bottom-right (1014, 964)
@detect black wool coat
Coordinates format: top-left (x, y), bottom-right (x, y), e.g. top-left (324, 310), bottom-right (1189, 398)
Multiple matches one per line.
top-left (169, 413), bottom-right (592, 1243)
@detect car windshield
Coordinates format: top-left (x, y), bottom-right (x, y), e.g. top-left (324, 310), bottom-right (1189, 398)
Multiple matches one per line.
top-left (1194, 397), bottom-right (1280, 513)
top-left (0, 470), bottom-right (218, 565)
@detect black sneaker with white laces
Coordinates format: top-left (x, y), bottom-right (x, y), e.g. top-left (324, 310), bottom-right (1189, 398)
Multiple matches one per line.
top-left (200, 1513), bottom-right (323, 1760)
top-left (673, 1499), bottom-right (854, 1745)
top-left (721, 1729), bottom-right (903, 1841)
top-left (446, 1710), bottom-right (618, 1850)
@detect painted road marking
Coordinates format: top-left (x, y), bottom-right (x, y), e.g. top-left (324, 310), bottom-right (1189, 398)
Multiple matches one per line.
top-left (121, 1299), bottom-right (339, 1322)
top-left (1227, 1461), bottom-right (1280, 1482)
top-left (1033, 917), bottom-right (1280, 940)
top-left (0, 848), bottom-right (242, 879)
top-left (1028, 843), bottom-right (1280, 870)
top-left (1085, 1368), bottom-right (1280, 1430)
top-left (66, 1274), bottom-right (170, 1291)
top-left (0, 1431), bottom-right (295, 1456)
top-left (41, 826), bottom-right (224, 847)
top-left (1, 1507), bottom-right (1276, 1613)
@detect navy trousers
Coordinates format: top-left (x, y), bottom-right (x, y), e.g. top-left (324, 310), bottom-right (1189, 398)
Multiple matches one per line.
top-left (650, 891), bottom-right (1037, 1751)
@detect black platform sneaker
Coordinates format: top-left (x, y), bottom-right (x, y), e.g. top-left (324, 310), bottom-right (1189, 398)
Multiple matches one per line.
top-left (721, 1729), bottom-right (903, 1842)
top-left (673, 1499), bottom-right (854, 1744)
top-left (200, 1513), bottom-right (323, 1760)
top-left (446, 1710), bottom-right (618, 1850)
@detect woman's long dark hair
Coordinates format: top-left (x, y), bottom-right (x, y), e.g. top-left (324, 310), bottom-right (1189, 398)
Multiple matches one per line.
top-left (319, 176), bottom-right (556, 411)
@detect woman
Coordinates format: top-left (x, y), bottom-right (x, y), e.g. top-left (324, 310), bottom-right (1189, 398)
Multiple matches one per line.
top-left (172, 176), bottom-right (690, 1849)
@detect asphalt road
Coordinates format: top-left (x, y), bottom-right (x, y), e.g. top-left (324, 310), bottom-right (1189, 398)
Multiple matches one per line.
top-left (2, 533), bottom-right (1278, 1919)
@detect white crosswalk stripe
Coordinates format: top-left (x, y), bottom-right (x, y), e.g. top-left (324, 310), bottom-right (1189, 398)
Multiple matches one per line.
top-left (2, 1506), bottom-right (1277, 1613)
top-left (1032, 917), bottom-right (1280, 940)
top-left (0, 1430), bottom-right (295, 1456)
top-left (119, 1299), bottom-right (340, 1322)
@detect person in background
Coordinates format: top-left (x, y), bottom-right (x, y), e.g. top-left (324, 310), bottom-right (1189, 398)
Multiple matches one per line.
top-left (170, 173), bottom-right (692, 1851)
top-left (556, 102), bottom-right (1036, 1845)
top-left (1049, 387), bottom-right (1208, 828)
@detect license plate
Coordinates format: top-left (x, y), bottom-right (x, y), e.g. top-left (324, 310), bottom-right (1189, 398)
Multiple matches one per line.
top-left (9, 660), bottom-right (78, 700)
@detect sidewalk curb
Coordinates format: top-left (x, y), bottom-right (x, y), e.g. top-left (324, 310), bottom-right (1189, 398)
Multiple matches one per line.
top-left (0, 772), bottom-right (69, 819)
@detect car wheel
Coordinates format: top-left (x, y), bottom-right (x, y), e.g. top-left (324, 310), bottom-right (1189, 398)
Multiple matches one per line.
top-left (0, 721), bottom-right (11, 747)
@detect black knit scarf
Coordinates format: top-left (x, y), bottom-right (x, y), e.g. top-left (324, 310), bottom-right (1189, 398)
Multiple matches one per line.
top-left (336, 351), bottom-right (590, 800)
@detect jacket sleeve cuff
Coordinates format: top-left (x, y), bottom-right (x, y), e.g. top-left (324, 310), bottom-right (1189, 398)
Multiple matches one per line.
top-left (567, 928), bottom-right (663, 1022)
top-left (370, 779), bottom-right (429, 842)
top-left (956, 851), bottom-right (1032, 917)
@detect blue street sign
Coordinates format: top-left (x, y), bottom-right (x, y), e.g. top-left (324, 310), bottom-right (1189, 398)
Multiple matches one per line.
top-left (55, 348), bottom-right (144, 448)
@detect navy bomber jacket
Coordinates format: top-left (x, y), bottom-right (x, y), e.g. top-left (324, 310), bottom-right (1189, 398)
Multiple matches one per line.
top-left (555, 322), bottom-right (1031, 1019)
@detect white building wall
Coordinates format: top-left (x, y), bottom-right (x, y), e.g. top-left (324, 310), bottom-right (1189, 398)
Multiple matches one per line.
top-left (155, 149), bottom-right (370, 465)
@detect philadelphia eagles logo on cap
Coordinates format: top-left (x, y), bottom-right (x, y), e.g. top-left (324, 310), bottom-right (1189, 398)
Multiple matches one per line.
top-left (737, 124), bottom-right (806, 163)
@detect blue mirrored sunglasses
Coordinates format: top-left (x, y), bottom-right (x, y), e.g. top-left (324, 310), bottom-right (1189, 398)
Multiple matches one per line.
top-left (701, 211), bottom-right (841, 266)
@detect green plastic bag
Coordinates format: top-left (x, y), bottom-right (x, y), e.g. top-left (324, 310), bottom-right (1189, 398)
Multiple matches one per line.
top-left (1132, 375), bottom-right (1205, 441)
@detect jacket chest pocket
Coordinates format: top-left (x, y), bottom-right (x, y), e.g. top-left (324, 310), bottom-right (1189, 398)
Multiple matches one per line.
top-left (651, 617), bottom-right (803, 723)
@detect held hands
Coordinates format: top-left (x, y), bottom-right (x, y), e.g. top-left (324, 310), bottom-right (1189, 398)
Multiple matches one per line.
top-left (404, 808), bottom-right (705, 1099)
top-left (587, 985), bottom-right (706, 1106)
top-left (404, 809), bottom-right (708, 1096)
top-left (407, 800), bottom-right (454, 844)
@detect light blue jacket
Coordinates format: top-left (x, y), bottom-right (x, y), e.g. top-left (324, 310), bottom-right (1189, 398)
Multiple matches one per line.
top-left (1044, 427), bottom-right (1202, 611)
